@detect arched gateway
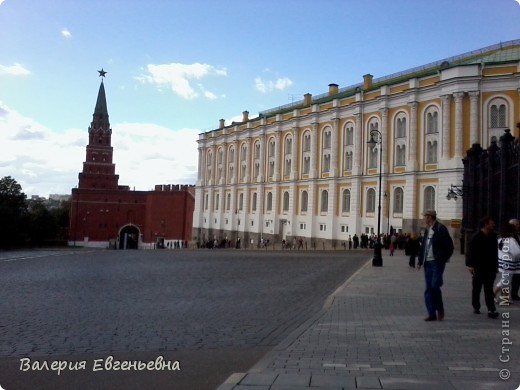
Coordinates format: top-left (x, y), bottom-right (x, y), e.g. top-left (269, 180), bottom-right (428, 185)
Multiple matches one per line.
top-left (119, 224), bottom-right (140, 249)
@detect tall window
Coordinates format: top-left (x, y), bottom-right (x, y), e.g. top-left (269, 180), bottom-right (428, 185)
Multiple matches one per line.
top-left (284, 136), bottom-right (292, 177)
top-left (238, 193), bottom-right (244, 211)
top-left (426, 111), bottom-right (439, 134)
top-left (266, 192), bottom-right (273, 211)
top-left (424, 186), bottom-right (436, 211)
top-left (320, 190), bottom-right (328, 213)
top-left (240, 144), bottom-right (247, 181)
top-left (252, 192), bottom-right (257, 212)
top-left (393, 187), bottom-right (403, 214)
top-left (206, 151), bottom-right (213, 182)
top-left (396, 117), bottom-right (407, 138)
top-left (490, 103), bottom-right (507, 128)
top-left (322, 129), bottom-right (331, 173)
top-left (367, 120), bottom-right (379, 169)
top-left (366, 188), bottom-right (376, 213)
top-left (395, 145), bottom-right (406, 166)
top-left (424, 106), bottom-right (440, 165)
top-left (344, 124), bottom-right (354, 145)
top-left (228, 146), bottom-right (235, 181)
top-left (342, 189), bottom-right (351, 213)
top-left (283, 191), bottom-right (289, 212)
top-left (268, 138), bottom-right (276, 179)
top-left (226, 193), bottom-right (231, 211)
top-left (426, 141), bottom-right (438, 163)
top-left (253, 141), bottom-right (261, 179)
top-left (301, 191), bottom-right (308, 212)
top-left (215, 193), bottom-right (220, 211)
top-left (302, 130), bottom-right (311, 175)
top-left (344, 151), bottom-right (353, 171)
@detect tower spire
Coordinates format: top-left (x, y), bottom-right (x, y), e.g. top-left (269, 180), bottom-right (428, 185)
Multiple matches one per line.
top-left (91, 69), bottom-right (110, 131)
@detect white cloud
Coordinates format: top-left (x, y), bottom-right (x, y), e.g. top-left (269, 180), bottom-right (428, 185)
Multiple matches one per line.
top-left (0, 102), bottom-right (199, 197)
top-left (137, 62), bottom-right (227, 100)
top-left (255, 76), bottom-right (293, 93)
top-left (0, 63), bottom-right (30, 76)
top-left (61, 28), bottom-right (72, 39)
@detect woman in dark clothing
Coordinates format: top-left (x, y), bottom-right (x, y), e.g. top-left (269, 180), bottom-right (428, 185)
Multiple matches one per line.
top-left (405, 233), bottom-right (421, 268)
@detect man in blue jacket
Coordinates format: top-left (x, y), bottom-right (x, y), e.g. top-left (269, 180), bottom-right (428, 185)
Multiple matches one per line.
top-left (417, 210), bottom-right (454, 321)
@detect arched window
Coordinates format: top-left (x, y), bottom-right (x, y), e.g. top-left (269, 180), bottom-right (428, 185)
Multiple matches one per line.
top-left (490, 104), bottom-right (507, 128)
top-left (393, 187), bottom-right (403, 214)
top-left (284, 136), bottom-right (292, 176)
top-left (342, 189), bottom-right (351, 213)
top-left (424, 186), bottom-right (436, 211)
top-left (320, 190), bottom-right (328, 213)
top-left (395, 116), bottom-right (407, 138)
top-left (301, 191), bottom-right (308, 212)
top-left (367, 120), bottom-right (379, 169)
top-left (302, 130), bottom-right (311, 175)
top-left (252, 192), bottom-right (257, 212)
top-left (322, 128), bottom-right (331, 173)
top-left (283, 191), bottom-right (289, 211)
top-left (226, 193), bottom-right (231, 210)
top-left (366, 188), bottom-right (376, 213)
top-left (426, 111), bottom-right (439, 134)
top-left (238, 193), bottom-right (244, 211)
top-left (266, 192), bottom-right (273, 211)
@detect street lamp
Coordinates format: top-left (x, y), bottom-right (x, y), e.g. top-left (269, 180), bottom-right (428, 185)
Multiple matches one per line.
top-left (368, 129), bottom-right (383, 267)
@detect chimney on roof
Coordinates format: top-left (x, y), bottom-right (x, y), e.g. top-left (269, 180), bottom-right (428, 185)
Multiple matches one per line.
top-left (328, 83), bottom-right (339, 96)
top-left (242, 110), bottom-right (249, 122)
top-left (303, 93), bottom-right (312, 106)
top-left (219, 118), bottom-right (225, 129)
top-left (363, 74), bottom-right (373, 90)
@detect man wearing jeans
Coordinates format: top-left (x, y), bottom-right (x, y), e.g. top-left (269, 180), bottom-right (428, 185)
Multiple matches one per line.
top-left (417, 210), bottom-right (454, 321)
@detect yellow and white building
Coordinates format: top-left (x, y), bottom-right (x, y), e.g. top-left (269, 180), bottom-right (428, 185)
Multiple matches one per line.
top-left (193, 40), bottom-right (520, 248)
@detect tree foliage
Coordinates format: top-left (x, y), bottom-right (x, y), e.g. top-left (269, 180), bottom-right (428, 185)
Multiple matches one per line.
top-left (0, 176), bottom-right (70, 248)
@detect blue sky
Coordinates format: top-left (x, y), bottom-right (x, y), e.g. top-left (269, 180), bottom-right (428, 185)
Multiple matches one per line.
top-left (1, 0), bottom-right (519, 197)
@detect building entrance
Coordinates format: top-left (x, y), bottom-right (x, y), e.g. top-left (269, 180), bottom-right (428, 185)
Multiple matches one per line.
top-left (119, 225), bottom-right (140, 249)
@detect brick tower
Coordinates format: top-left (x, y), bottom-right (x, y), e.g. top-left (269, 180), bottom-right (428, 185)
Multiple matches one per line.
top-left (78, 70), bottom-right (119, 190)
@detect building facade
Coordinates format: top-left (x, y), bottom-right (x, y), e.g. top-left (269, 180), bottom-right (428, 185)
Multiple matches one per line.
top-left (69, 77), bottom-right (195, 249)
top-left (193, 40), bottom-right (520, 249)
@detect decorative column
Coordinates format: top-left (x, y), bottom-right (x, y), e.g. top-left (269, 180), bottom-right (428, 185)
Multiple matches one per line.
top-left (330, 118), bottom-right (339, 177)
top-left (408, 102), bottom-right (418, 171)
top-left (454, 92), bottom-right (465, 160)
top-left (441, 94), bottom-right (451, 160)
top-left (469, 91), bottom-right (480, 146)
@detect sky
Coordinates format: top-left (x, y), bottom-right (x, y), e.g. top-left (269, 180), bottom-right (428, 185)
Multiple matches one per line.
top-left (1, 0), bottom-right (519, 197)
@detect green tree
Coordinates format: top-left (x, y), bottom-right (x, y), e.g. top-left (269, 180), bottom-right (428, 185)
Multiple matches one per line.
top-left (0, 176), bottom-right (28, 248)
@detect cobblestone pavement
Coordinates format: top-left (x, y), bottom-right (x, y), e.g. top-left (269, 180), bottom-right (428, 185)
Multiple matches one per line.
top-left (219, 253), bottom-right (520, 390)
top-left (0, 248), bottom-right (368, 390)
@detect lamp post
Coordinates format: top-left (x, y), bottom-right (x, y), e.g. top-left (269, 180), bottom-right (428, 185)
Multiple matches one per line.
top-left (368, 129), bottom-right (383, 266)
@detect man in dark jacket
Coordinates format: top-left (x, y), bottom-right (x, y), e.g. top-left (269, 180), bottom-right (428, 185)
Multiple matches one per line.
top-left (417, 210), bottom-right (454, 321)
top-left (466, 216), bottom-right (499, 318)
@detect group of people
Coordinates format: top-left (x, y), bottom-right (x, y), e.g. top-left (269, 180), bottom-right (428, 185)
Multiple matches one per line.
top-left (414, 209), bottom-right (520, 321)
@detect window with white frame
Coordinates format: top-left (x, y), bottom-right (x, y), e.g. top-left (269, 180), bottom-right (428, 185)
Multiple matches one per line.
top-left (282, 191), bottom-right (289, 212)
top-left (322, 128), bottom-right (331, 173)
top-left (228, 146), bottom-right (235, 181)
top-left (393, 187), bottom-right (403, 214)
top-left (342, 189), bottom-right (351, 213)
top-left (320, 190), bottom-right (328, 213)
top-left (204, 193), bottom-right (209, 210)
top-left (266, 192), bottom-right (273, 211)
top-left (252, 192), bottom-right (257, 212)
top-left (268, 138), bottom-right (275, 179)
top-left (395, 145), bottom-right (406, 166)
top-left (367, 120), bottom-right (379, 169)
top-left (215, 193), bottom-right (219, 211)
top-left (253, 141), bottom-right (260, 179)
top-left (226, 193), bottom-right (231, 210)
top-left (302, 130), bottom-right (311, 175)
top-left (238, 193), bottom-right (244, 211)
top-left (366, 188), bottom-right (376, 213)
top-left (344, 151), bottom-right (353, 171)
top-left (284, 136), bottom-right (292, 176)
top-left (424, 186), bottom-right (436, 211)
top-left (424, 106), bottom-right (440, 165)
top-left (206, 150), bottom-right (213, 182)
top-left (301, 191), bottom-right (308, 212)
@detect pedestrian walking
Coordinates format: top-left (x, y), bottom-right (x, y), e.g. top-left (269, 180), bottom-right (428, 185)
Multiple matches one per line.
top-left (494, 223), bottom-right (520, 304)
top-left (466, 216), bottom-right (499, 319)
top-left (509, 218), bottom-right (520, 301)
top-left (417, 210), bottom-right (454, 321)
top-left (405, 233), bottom-right (421, 268)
